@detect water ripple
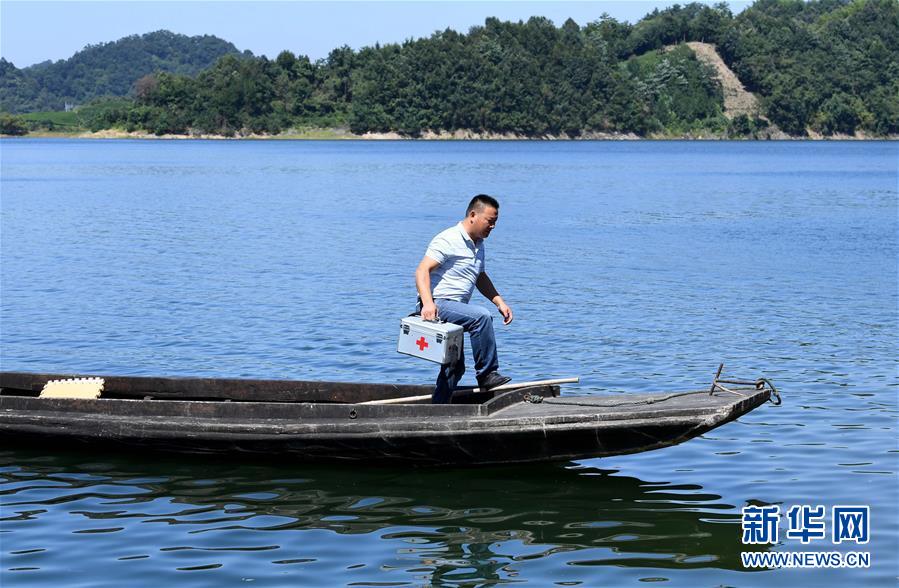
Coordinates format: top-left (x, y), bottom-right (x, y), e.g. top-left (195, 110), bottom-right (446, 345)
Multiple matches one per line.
top-left (1, 139), bottom-right (897, 586)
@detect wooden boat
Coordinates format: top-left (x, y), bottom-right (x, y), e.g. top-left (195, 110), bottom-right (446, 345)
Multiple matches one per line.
top-left (0, 369), bottom-right (779, 465)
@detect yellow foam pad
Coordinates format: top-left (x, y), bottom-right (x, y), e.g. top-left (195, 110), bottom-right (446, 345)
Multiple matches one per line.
top-left (40, 377), bottom-right (105, 399)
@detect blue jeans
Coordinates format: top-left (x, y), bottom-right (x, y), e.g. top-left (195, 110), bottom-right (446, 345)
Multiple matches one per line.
top-left (432, 298), bottom-right (500, 404)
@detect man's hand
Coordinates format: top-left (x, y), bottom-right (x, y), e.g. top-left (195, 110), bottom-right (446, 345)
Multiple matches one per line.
top-left (421, 301), bottom-right (438, 322)
top-left (477, 272), bottom-right (513, 325)
top-left (497, 301), bottom-right (513, 325)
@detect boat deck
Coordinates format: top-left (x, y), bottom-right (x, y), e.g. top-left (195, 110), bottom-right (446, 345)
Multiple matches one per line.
top-left (498, 390), bottom-right (752, 418)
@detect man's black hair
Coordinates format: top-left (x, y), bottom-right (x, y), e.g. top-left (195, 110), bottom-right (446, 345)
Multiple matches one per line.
top-left (466, 194), bottom-right (500, 215)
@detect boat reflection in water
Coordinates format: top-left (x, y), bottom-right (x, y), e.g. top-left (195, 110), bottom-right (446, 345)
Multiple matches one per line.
top-left (0, 448), bottom-right (769, 585)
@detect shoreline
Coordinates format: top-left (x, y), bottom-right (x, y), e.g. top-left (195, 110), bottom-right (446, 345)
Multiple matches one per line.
top-left (3, 128), bottom-right (894, 141)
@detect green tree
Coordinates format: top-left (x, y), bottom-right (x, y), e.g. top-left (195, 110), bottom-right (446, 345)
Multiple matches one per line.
top-left (0, 112), bottom-right (28, 135)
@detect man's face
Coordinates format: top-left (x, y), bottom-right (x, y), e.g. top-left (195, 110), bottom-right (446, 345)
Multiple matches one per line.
top-left (470, 205), bottom-right (499, 240)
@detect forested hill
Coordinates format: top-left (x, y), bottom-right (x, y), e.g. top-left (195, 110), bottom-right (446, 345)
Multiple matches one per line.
top-left (0, 31), bottom-right (247, 112)
top-left (2, 0), bottom-right (897, 138)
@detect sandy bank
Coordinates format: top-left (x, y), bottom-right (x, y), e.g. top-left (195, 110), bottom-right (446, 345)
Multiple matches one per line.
top-left (3, 128), bottom-right (892, 141)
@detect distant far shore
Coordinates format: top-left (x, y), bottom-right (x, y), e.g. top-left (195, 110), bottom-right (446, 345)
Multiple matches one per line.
top-left (4, 127), bottom-right (893, 141)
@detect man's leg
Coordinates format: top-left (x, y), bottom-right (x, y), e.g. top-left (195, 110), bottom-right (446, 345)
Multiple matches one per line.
top-left (434, 299), bottom-right (500, 379)
top-left (432, 338), bottom-right (465, 404)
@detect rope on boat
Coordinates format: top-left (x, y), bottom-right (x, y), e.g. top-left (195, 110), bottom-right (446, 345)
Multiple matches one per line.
top-left (544, 389), bottom-right (708, 408)
top-left (546, 364), bottom-right (782, 409)
top-left (758, 378), bottom-right (782, 405)
top-left (498, 385), bottom-right (547, 404)
top-left (360, 368), bottom-right (781, 407)
top-left (710, 363), bottom-right (781, 405)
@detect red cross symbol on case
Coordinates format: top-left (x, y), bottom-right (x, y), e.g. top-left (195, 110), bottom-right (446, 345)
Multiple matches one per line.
top-left (415, 336), bottom-right (429, 351)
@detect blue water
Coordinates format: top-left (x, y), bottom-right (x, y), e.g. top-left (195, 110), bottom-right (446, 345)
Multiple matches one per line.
top-left (1, 139), bottom-right (896, 586)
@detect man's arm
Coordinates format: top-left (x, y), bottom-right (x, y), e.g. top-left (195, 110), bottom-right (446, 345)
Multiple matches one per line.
top-left (415, 256), bottom-right (441, 321)
top-left (476, 272), bottom-right (514, 325)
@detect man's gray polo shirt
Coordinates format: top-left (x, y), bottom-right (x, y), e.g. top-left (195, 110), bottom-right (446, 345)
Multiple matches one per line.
top-left (425, 222), bottom-right (485, 304)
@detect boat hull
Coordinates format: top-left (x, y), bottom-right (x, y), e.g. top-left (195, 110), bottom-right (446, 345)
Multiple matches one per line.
top-left (0, 372), bottom-right (772, 465)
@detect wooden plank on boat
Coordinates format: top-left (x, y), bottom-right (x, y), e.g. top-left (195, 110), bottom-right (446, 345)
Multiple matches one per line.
top-left (360, 377), bottom-right (580, 404)
top-left (40, 378), bottom-right (104, 399)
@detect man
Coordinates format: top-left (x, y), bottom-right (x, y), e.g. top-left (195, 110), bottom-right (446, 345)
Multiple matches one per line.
top-left (415, 194), bottom-right (514, 404)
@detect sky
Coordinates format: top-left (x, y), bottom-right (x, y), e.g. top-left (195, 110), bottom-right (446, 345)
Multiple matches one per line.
top-left (1, 1), bottom-right (751, 68)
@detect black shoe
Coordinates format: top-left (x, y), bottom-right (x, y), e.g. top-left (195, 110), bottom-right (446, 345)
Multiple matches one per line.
top-left (477, 371), bottom-right (512, 391)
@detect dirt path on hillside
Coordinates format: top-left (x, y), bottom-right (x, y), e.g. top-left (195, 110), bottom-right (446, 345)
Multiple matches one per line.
top-left (685, 42), bottom-right (761, 119)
